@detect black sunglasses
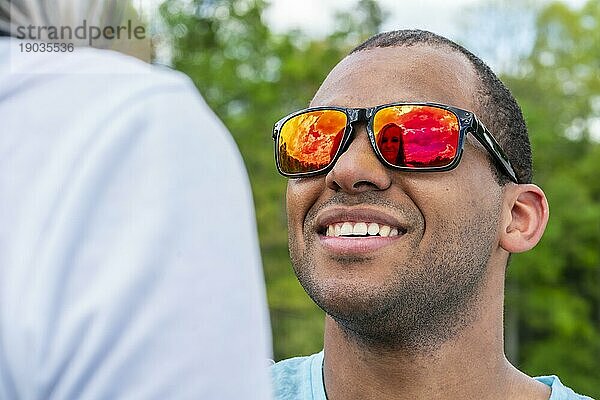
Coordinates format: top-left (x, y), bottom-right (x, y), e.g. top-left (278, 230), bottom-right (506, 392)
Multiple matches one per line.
top-left (272, 102), bottom-right (518, 183)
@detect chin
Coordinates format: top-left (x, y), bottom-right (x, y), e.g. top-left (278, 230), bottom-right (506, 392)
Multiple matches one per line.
top-left (299, 273), bottom-right (385, 318)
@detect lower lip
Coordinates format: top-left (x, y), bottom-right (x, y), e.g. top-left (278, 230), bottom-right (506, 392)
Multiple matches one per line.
top-left (319, 235), bottom-right (401, 254)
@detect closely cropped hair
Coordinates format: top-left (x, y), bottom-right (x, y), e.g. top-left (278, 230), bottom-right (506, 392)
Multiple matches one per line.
top-left (351, 30), bottom-right (532, 184)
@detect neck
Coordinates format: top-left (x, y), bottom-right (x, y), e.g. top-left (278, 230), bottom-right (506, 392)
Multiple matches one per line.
top-left (321, 265), bottom-right (550, 400)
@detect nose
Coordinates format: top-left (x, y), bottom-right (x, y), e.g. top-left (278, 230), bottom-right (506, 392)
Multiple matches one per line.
top-left (325, 126), bottom-right (392, 193)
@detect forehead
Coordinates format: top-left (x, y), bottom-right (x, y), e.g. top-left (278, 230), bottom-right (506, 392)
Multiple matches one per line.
top-left (311, 44), bottom-right (480, 111)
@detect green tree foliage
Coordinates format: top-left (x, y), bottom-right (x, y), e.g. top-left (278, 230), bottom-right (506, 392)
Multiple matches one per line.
top-left (159, 0), bottom-right (599, 395)
top-left (502, 1), bottom-right (600, 396)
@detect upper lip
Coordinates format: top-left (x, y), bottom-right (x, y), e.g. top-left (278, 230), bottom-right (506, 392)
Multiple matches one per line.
top-left (315, 207), bottom-right (408, 234)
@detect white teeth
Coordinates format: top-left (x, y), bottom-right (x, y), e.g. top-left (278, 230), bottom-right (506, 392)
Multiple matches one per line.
top-left (340, 222), bottom-right (353, 236)
top-left (324, 222), bottom-right (402, 237)
top-left (379, 225), bottom-right (391, 237)
top-left (367, 223), bottom-right (379, 235)
top-left (327, 225), bottom-right (334, 236)
top-left (353, 222), bottom-right (368, 235)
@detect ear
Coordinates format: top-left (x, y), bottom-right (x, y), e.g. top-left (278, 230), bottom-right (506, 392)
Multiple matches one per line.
top-left (499, 184), bottom-right (549, 253)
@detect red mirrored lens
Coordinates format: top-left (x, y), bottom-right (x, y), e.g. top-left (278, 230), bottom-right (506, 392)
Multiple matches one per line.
top-left (277, 110), bottom-right (347, 174)
top-left (373, 105), bottom-right (460, 167)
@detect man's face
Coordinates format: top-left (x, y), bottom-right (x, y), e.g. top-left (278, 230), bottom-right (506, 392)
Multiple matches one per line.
top-left (286, 45), bottom-right (506, 350)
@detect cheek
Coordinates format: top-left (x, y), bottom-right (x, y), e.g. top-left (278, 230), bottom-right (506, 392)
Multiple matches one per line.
top-left (286, 178), bottom-right (324, 233)
top-left (413, 184), bottom-right (459, 239)
top-left (398, 165), bottom-right (501, 243)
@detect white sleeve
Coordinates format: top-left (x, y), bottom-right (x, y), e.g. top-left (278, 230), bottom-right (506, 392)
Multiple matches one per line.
top-left (0, 78), bottom-right (273, 399)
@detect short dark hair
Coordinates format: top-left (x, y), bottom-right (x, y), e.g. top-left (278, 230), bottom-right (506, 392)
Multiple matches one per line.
top-left (350, 29), bottom-right (532, 184)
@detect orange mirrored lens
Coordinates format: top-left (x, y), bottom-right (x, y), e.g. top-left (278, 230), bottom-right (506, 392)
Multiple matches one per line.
top-left (278, 110), bottom-right (347, 174)
top-left (373, 105), bottom-right (460, 167)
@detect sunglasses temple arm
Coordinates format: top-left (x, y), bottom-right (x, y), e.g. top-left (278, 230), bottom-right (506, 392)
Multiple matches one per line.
top-left (471, 119), bottom-right (519, 183)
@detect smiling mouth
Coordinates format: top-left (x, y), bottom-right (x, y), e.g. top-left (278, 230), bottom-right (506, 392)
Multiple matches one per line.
top-left (320, 221), bottom-right (406, 238)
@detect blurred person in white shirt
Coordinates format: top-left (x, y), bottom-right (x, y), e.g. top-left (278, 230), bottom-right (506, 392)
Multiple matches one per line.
top-left (0, 1), bottom-right (273, 399)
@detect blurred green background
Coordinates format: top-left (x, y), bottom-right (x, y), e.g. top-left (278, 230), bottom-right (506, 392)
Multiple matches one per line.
top-left (151, 0), bottom-right (598, 396)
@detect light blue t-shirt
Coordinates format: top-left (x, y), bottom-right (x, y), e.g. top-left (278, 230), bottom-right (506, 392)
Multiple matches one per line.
top-left (271, 351), bottom-right (594, 400)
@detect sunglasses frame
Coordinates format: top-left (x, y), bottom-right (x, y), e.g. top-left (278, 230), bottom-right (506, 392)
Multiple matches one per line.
top-left (272, 102), bottom-right (518, 183)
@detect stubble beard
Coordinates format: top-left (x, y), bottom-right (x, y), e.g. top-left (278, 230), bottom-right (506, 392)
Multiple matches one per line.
top-left (289, 203), bottom-right (500, 355)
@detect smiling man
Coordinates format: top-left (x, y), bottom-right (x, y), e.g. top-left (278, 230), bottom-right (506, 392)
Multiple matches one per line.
top-left (270, 30), bottom-right (592, 400)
